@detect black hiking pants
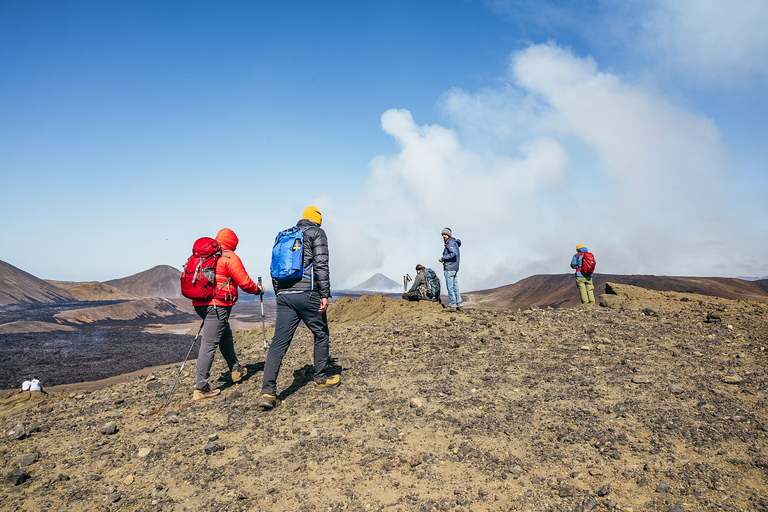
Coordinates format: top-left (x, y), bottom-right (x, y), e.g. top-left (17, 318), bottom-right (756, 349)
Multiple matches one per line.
top-left (261, 292), bottom-right (330, 395)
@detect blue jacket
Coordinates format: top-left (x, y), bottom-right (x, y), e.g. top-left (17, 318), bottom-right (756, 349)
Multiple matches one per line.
top-left (442, 237), bottom-right (461, 271)
top-left (570, 246), bottom-right (589, 277)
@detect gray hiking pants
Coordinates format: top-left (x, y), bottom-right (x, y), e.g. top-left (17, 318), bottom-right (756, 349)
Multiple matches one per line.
top-left (261, 292), bottom-right (330, 395)
top-left (194, 305), bottom-right (239, 390)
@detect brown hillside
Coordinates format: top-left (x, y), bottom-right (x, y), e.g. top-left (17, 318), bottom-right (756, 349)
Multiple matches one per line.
top-left (0, 321), bottom-right (77, 334)
top-left (104, 265), bottom-right (181, 298)
top-left (45, 280), bottom-right (136, 301)
top-left (464, 273), bottom-right (768, 310)
top-left (0, 260), bottom-right (75, 304)
top-left (52, 297), bottom-right (193, 324)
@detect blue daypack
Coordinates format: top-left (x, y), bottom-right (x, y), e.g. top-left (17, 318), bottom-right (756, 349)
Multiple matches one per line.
top-left (270, 226), bottom-right (312, 281)
top-left (424, 268), bottom-right (440, 299)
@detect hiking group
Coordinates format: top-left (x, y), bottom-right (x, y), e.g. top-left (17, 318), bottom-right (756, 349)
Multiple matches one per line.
top-left (181, 205), bottom-right (596, 408)
top-left (180, 206), bottom-right (338, 410)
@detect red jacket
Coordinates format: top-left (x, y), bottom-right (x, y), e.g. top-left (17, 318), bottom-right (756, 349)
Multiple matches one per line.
top-left (192, 228), bottom-right (260, 307)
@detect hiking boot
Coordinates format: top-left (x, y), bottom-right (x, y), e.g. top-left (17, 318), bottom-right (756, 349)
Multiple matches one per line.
top-left (443, 307), bottom-right (456, 312)
top-left (193, 384), bottom-right (220, 401)
top-left (314, 374), bottom-right (341, 390)
top-left (259, 393), bottom-right (280, 410)
top-left (231, 364), bottom-right (247, 383)
top-left (456, 306), bottom-right (464, 311)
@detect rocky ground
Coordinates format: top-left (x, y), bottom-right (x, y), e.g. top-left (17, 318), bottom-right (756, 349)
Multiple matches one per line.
top-left (2, 284), bottom-right (768, 512)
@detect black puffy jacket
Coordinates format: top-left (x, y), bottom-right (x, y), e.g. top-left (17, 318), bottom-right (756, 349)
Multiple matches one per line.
top-left (272, 218), bottom-right (331, 298)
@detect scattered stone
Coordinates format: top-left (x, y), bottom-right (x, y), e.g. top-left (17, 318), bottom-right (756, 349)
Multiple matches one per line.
top-left (310, 427), bottom-right (323, 437)
top-left (722, 375), bottom-right (743, 384)
top-left (632, 375), bottom-right (652, 384)
top-left (668, 384), bottom-right (684, 394)
top-left (656, 482), bottom-right (671, 492)
top-left (705, 312), bottom-right (721, 323)
top-left (208, 433), bottom-right (219, 442)
top-left (100, 421), bottom-right (118, 435)
top-left (409, 397), bottom-right (423, 408)
top-left (6, 469), bottom-right (30, 486)
top-left (511, 465), bottom-right (523, 476)
top-left (101, 493), bottom-right (121, 506)
top-left (123, 474), bottom-right (134, 485)
top-left (559, 484), bottom-right (575, 497)
top-left (642, 308), bottom-right (658, 317)
top-left (204, 443), bottom-right (225, 454)
top-left (18, 453), bottom-right (37, 467)
top-left (138, 447), bottom-right (152, 458)
top-left (597, 482), bottom-right (610, 496)
top-left (577, 496), bottom-right (599, 512)
top-left (589, 469), bottom-right (603, 476)
top-left (8, 424), bottom-right (26, 440)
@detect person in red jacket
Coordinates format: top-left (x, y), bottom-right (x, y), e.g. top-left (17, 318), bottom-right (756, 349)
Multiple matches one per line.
top-left (192, 228), bottom-right (264, 400)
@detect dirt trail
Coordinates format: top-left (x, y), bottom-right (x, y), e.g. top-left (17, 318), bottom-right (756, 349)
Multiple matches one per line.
top-left (2, 287), bottom-right (767, 512)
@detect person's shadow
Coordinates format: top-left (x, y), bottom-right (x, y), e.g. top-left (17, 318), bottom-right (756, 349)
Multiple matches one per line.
top-left (215, 361), bottom-right (265, 392)
top-left (277, 357), bottom-right (343, 402)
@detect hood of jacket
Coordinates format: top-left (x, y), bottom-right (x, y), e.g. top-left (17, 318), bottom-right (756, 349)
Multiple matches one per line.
top-left (577, 246), bottom-right (588, 253)
top-left (215, 228), bottom-right (239, 251)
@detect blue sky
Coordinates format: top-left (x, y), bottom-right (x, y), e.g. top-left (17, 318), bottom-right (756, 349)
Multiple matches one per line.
top-left (2, 0), bottom-right (767, 291)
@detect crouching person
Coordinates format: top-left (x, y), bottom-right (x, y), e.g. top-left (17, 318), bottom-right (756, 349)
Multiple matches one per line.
top-left (402, 264), bottom-right (442, 304)
top-left (192, 228), bottom-right (264, 400)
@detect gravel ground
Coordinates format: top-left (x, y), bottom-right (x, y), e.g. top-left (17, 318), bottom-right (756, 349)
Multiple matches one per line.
top-left (1, 285), bottom-right (767, 512)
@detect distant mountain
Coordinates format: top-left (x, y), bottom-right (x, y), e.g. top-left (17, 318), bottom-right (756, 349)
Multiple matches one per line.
top-left (104, 265), bottom-right (181, 298)
top-left (45, 280), bottom-right (136, 301)
top-left (0, 260), bottom-right (76, 304)
top-left (464, 274), bottom-right (768, 311)
top-left (351, 273), bottom-right (402, 293)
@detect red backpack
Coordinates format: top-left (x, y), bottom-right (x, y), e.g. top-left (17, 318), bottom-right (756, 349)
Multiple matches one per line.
top-left (180, 237), bottom-right (222, 300)
top-left (580, 252), bottom-right (596, 275)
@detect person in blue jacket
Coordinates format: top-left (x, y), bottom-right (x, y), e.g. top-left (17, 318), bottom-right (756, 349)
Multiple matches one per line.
top-left (439, 228), bottom-right (463, 311)
top-left (570, 243), bottom-right (595, 304)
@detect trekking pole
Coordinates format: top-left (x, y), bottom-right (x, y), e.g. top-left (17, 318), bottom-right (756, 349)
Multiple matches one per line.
top-left (403, 273), bottom-right (411, 292)
top-left (161, 320), bottom-right (204, 410)
top-left (258, 277), bottom-right (268, 358)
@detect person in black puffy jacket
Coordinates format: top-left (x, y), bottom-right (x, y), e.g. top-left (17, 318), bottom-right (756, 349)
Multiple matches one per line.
top-left (259, 206), bottom-right (339, 410)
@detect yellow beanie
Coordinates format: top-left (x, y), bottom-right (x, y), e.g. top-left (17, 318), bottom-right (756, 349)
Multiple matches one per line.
top-left (576, 243), bottom-right (584, 250)
top-left (302, 206), bottom-right (322, 226)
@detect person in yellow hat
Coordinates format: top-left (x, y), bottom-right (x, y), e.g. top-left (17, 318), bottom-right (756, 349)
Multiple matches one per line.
top-left (570, 243), bottom-right (596, 304)
top-left (259, 206), bottom-right (340, 410)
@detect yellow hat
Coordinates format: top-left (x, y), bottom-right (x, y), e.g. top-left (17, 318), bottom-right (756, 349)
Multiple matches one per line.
top-left (302, 206), bottom-right (322, 226)
top-left (576, 243), bottom-right (584, 250)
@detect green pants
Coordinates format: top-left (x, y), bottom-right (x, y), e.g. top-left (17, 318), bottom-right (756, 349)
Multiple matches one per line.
top-left (576, 276), bottom-right (595, 304)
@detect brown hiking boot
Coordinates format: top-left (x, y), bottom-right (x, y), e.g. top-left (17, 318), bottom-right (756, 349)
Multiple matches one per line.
top-left (259, 394), bottom-right (280, 410)
top-left (231, 364), bottom-right (247, 383)
top-left (456, 306), bottom-right (464, 311)
top-left (314, 374), bottom-right (341, 390)
top-left (443, 307), bottom-right (456, 312)
top-left (193, 383), bottom-right (220, 401)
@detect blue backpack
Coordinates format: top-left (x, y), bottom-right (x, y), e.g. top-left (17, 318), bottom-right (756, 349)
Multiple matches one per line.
top-left (424, 268), bottom-right (440, 299)
top-left (270, 226), bottom-right (312, 281)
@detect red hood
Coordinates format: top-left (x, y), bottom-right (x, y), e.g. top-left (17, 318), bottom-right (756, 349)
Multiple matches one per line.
top-left (215, 228), bottom-right (239, 251)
